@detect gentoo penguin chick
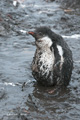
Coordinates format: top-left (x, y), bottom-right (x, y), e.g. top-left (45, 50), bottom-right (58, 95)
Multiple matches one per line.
top-left (28, 27), bottom-right (73, 86)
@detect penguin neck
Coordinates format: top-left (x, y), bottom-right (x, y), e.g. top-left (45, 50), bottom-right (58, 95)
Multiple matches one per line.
top-left (37, 45), bottom-right (52, 53)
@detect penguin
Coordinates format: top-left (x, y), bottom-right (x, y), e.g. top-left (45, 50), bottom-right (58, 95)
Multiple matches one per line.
top-left (28, 27), bottom-right (73, 86)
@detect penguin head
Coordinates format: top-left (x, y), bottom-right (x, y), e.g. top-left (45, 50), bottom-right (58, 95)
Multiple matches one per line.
top-left (28, 27), bottom-right (53, 49)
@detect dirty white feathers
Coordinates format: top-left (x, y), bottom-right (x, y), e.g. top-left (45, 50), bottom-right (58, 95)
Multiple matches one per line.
top-left (39, 49), bottom-right (55, 76)
top-left (41, 36), bottom-right (53, 47)
top-left (57, 45), bottom-right (64, 69)
top-left (37, 36), bottom-right (53, 48)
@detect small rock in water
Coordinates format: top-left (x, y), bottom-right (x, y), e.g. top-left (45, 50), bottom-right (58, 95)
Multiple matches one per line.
top-left (0, 87), bottom-right (5, 99)
top-left (0, 25), bottom-right (6, 36)
top-left (13, 0), bottom-right (18, 7)
top-left (20, 29), bottom-right (27, 35)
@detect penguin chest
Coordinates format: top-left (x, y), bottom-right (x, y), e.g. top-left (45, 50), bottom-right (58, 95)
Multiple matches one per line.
top-left (39, 52), bottom-right (54, 74)
top-left (32, 50), bottom-right (55, 78)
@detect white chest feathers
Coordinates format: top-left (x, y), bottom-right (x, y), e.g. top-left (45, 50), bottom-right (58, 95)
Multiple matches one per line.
top-left (38, 49), bottom-right (55, 76)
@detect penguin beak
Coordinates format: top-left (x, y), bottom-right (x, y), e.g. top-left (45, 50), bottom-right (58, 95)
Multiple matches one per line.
top-left (28, 31), bottom-right (36, 37)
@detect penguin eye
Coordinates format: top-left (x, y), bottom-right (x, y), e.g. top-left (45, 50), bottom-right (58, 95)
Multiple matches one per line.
top-left (38, 32), bottom-right (43, 36)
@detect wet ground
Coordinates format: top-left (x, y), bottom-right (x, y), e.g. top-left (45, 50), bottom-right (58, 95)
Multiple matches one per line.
top-left (0, 0), bottom-right (80, 120)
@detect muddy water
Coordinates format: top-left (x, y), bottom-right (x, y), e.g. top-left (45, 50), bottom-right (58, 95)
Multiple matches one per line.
top-left (0, 0), bottom-right (80, 120)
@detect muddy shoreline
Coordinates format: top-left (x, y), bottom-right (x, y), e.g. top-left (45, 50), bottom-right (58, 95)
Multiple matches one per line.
top-left (0, 0), bottom-right (80, 120)
top-left (58, 0), bottom-right (80, 8)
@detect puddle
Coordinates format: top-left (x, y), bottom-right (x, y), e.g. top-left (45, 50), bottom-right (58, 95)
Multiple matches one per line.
top-left (0, 0), bottom-right (80, 119)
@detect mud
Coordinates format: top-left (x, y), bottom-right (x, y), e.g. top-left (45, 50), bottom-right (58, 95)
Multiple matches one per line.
top-left (0, 0), bottom-right (80, 120)
top-left (58, 0), bottom-right (80, 8)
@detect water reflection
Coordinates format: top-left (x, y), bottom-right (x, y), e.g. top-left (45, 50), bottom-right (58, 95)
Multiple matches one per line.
top-left (0, 0), bottom-right (80, 119)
